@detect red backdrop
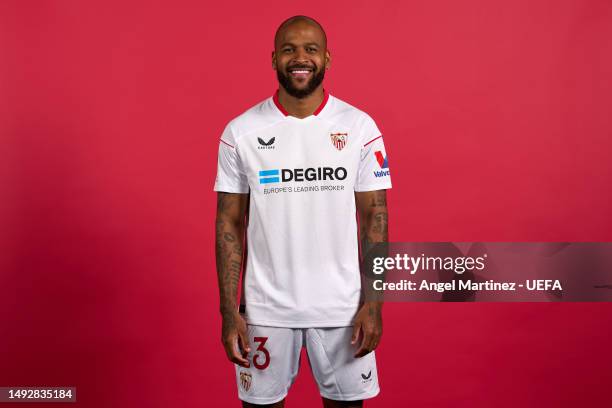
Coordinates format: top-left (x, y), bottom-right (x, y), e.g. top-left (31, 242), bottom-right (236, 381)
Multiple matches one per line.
top-left (2, 1), bottom-right (611, 407)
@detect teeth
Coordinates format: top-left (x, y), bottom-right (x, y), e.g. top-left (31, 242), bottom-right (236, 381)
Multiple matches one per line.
top-left (292, 70), bottom-right (310, 74)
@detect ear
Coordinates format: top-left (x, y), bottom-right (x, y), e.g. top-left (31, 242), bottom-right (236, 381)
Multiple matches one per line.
top-left (271, 50), bottom-right (277, 70)
top-left (325, 49), bottom-right (331, 70)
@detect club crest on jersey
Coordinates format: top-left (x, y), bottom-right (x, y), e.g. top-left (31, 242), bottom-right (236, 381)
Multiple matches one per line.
top-left (240, 370), bottom-right (252, 392)
top-left (258, 137), bottom-right (275, 150)
top-left (330, 133), bottom-right (348, 150)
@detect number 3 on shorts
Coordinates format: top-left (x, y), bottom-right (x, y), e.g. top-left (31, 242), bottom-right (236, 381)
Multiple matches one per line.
top-left (253, 336), bottom-right (270, 370)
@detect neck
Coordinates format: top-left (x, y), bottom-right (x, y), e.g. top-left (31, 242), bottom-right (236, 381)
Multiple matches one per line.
top-left (277, 86), bottom-right (325, 119)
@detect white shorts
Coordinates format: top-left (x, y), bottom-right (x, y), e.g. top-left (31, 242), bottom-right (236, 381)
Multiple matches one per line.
top-left (235, 325), bottom-right (380, 405)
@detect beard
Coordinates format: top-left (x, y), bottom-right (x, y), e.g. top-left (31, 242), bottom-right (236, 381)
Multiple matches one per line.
top-left (276, 65), bottom-right (326, 99)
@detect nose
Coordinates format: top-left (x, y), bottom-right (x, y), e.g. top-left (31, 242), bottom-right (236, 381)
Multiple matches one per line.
top-left (292, 47), bottom-right (309, 63)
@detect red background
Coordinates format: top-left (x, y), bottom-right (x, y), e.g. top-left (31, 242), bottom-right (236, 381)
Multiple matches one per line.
top-left (2, 1), bottom-right (612, 407)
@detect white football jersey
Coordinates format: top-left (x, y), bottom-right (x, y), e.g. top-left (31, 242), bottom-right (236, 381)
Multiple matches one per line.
top-left (214, 90), bottom-right (391, 327)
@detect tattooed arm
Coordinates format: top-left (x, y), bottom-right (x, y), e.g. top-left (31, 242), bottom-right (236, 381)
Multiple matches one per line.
top-left (215, 192), bottom-right (250, 367)
top-left (352, 190), bottom-right (389, 357)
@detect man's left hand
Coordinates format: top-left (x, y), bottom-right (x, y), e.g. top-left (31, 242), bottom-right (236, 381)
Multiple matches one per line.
top-left (351, 301), bottom-right (383, 358)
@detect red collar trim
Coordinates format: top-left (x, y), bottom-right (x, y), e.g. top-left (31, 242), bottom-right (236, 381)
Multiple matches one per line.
top-left (313, 89), bottom-right (330, 115)
top-left (272, 90), bottom-right (290, 116)
top-left (273, 89), bottom-right (329, 117)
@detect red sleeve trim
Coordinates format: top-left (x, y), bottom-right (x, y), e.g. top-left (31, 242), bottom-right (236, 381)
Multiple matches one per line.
top-left (363, 135), bottom-right (383, 147)
top-left (220, 139), bottom-right (235, 148)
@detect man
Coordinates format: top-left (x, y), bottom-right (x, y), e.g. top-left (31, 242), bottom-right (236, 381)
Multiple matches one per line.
top-left (214, 15), bottom-right (391, 408)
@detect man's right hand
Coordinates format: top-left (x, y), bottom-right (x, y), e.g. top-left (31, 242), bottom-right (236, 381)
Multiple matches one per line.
top-left (221, 310), bottom-right (251, 367)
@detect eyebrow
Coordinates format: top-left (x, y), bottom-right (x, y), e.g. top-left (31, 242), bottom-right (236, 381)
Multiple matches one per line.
top-left (279, 42), bottom-right (321, 48)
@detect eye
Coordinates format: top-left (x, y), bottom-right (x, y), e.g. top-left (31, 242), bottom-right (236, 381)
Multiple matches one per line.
top-left (283, 48), bottom-right (293, 53)
top-left (306, 47), bottom-right (317, 53)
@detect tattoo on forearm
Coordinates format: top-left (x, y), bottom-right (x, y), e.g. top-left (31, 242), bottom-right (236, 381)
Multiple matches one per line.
top-left (358, 190), bottom-right (389, 303)
top-left (363, 191), bottom-right (388, 244)
top-left (369, 192), bottom-right (387, 208)
top-left (372, 212), bottom-right (388, 235)
top-left (216, 193), bottom-right (247, 317)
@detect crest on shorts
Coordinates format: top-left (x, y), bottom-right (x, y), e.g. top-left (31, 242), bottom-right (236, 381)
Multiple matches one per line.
top-left (330, 132), bottom-right (348, 150)
top-left (239, 370), bottom-right (252, 392)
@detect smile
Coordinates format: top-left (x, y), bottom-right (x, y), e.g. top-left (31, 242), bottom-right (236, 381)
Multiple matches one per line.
top-left (288, 68), bottom-right (313, 78)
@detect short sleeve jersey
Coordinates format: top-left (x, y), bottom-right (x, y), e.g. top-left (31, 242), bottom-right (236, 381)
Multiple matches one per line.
top-left (214, 91), bottom-right (391, 327)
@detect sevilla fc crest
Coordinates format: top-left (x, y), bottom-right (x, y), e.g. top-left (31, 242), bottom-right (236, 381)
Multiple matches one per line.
top-left (240, 371), bottom-right (252, 392)
top-left (330, 132), bottom-right (348, 150)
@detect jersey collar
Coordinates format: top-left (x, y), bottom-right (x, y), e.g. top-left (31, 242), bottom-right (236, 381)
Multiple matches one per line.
top-left (272, 89), bottom-right (330, 118)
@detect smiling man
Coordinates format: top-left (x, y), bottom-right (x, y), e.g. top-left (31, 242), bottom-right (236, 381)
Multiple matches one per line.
top-left (214, 15), bottom-right (391, 408)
